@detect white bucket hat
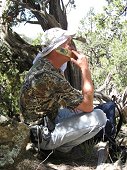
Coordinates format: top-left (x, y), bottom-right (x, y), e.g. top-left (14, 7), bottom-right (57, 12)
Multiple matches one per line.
top-left (33, 27), bottom-right (75, 64)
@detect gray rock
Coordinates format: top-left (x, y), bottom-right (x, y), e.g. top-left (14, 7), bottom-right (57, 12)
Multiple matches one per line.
top-left (0, 115), bottom-right (29, 168)
top-left (0, 115), bottom-right (8, 124)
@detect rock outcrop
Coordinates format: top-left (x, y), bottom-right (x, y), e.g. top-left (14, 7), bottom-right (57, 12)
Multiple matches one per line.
top-left (0, 115), bottom-right (29, 169)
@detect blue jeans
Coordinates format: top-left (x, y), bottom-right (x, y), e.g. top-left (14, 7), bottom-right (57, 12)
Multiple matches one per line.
top-left (40, 108), bottom-right (107, 152)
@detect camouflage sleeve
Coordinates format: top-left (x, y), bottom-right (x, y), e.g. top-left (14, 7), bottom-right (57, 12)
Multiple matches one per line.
top-left (55, 76), bottom-right (83, 110)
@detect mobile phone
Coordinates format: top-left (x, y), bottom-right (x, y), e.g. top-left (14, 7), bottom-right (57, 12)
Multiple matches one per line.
top-left (55, 47), bottom-right (72, 58)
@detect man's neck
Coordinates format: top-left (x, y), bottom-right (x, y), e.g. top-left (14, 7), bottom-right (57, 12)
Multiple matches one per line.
top-left (46, 50), bottom-right (67, 69)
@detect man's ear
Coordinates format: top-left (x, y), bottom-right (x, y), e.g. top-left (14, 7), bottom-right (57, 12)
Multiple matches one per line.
top-left (71, 40), bottom-right (77, 50)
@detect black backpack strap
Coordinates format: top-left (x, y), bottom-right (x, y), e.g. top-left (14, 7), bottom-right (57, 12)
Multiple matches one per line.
top-left (114, 103), bottom-right (123, 138)
top-left (112, 95), bottom-right (123, 138)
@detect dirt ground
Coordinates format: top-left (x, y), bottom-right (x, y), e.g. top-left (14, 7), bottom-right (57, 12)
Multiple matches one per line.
top-left (14, 149), bottom-right (99, 170)
top-left (3, 124), bottom-right (127, 170)
top-left (14, 148), bottom-right (127, 170)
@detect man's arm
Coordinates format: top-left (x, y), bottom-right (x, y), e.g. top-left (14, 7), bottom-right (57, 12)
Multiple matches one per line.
top-left (71, 50), bottom-right (94, 113)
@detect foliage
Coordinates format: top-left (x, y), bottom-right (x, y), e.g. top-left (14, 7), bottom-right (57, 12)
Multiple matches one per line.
top-left (3, 0), bottom-right (76, 30)
top-left (0, 39), bottom-right (26, 118)
top-left (109, 38), bottom-right (127, 91)
top-left (32, 32), bottom-right (43, 45)
top-left (77, 0), bottom-right (127, 93)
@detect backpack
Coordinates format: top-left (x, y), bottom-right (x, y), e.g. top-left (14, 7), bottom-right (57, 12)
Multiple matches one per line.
top-left (30, 115), bottom-right (55, 152)
top-left (94, 100), bottom-right (123, 140)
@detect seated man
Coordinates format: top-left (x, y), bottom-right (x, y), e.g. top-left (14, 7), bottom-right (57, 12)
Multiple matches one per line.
top-left (19, 27), bottom-right (107, 155)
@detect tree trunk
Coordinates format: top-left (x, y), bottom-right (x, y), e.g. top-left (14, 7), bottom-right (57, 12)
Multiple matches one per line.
top-left (1, 0), bottom-right (81, 88)
top-left (1, 25), bottom-right (38, 72)
top-left (64, 62), bottom-right (81, 90)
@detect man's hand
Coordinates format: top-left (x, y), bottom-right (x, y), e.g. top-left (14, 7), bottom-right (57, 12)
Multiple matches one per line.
top-left (71, 50), bottom-right (89, 70)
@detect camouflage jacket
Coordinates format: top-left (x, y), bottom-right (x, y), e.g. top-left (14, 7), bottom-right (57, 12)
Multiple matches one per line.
top-left (19, 57), bottom-right (83, 125)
